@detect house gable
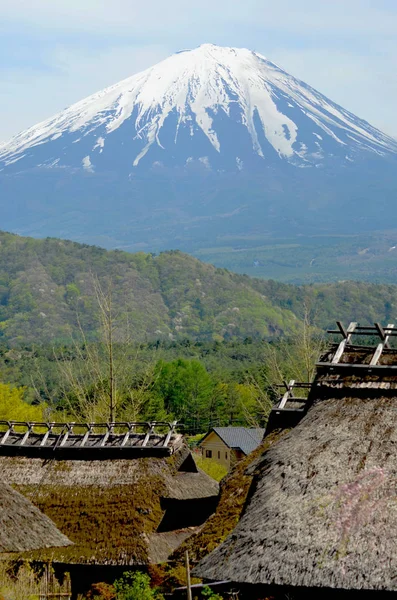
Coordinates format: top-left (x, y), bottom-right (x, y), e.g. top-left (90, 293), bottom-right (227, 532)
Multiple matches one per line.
top-left (199, 431), bottom-right (231, 467)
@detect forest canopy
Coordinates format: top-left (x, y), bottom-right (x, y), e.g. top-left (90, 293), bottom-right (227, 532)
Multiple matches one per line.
top-left (0, 231), bottom-right (394, 430)
top-left (0, 231), bottom-right (396, 346)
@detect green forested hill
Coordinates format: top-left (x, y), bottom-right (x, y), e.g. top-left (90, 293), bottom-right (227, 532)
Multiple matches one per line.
top-left (248, 278), bottom-right (397, 331)
top-left (1, 231), bottom-right (397, 346)
top-left (0, 232), bottom-right (297, 345)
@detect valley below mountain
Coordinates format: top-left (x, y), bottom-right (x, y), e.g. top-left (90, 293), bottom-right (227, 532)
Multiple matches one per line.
top-left (194, 230), bottom-right (397, 283)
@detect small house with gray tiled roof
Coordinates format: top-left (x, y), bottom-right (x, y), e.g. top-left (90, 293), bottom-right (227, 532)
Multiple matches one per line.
top-left (199, 427), bottom-right (265, 471)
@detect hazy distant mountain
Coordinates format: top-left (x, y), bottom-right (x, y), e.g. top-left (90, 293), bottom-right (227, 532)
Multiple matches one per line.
top-left (1, 44), bottom-right (396, 258)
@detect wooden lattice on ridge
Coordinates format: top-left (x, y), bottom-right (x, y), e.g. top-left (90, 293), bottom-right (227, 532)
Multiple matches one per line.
top-left (0, 420), bottom-right (180, 458)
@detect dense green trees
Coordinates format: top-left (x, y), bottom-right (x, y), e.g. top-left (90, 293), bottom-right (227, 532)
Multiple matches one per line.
top-left (0, 382), bottom-right (45, 421)
top-left (0, 231), bottom-right (298, 345)
top-left (149, 358), bottom-right (263, 431)
top-left (154, 359), bottom-right (214, 428)
top-left (0, 334), bottom-right (317, 431)
top-left (1, 230), bottom-right (396, 430)
top-left (2, 230), bottom-right (397, 348)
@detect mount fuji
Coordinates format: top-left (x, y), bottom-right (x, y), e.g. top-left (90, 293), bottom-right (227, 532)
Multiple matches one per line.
top-left (0, 44), bottom-right (397, 256)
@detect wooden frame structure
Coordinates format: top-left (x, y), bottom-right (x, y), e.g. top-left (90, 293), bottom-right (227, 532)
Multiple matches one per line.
top-left (272, 381), bottom-right (312, 415)
top-left (0, 420), bottom-right (180, 458)
top-left (266, 381), bottom-right (312, 434)
top-left (317, 321), bottom-right (397, 372)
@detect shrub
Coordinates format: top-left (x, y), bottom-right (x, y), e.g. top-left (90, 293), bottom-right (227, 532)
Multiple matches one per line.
top-left (113, 571), bottom-right (164, 600)
top-left (202, 585), bottom-right (224, 599)
top-left (86, 582), bottom-right (116, 599)
top-left (0, 382), bottom-right (45, 421)
top-left (186, 433), bottom-right (206, 448)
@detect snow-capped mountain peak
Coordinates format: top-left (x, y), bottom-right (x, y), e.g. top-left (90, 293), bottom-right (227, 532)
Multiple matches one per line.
top-left (1, 43), bottom-right (396, 173)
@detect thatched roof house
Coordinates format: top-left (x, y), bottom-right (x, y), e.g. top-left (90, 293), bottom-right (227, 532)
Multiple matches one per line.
top-left (195, 339), bottom-right (397, 596)
top-left (0, 439), bottom-right (218, 570)
top-left (0, 483), bottom-right (71, 553)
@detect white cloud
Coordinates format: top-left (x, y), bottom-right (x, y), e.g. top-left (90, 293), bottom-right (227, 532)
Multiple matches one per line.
top-left (0, 0), bottom-right (397, 35)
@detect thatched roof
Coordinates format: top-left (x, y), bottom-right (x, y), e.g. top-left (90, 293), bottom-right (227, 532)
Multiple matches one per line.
top-left (195, 347), bottom-right (397, 592)
top-left (0, 444), bottom-right (219, 566)
top-left (166, 471), bottom-right (219, 500)
top-left (0, 483), bottom-right (71, 553)
top-left (146, 529), bottom-right (200, 563)
top-left (169, 429), bottom-right (288, 570)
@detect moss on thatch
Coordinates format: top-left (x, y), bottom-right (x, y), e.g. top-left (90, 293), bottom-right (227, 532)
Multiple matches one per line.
top-left (0, 445), bottom-right (218, 566)
top-left (19, 477), bottom-right (166, 565)
top-left (169, 429), bottom-right (289, 568)
top-left (195, 348), bottom-right (397, 592)
top-left (0, 483), bottom-right (71, 553)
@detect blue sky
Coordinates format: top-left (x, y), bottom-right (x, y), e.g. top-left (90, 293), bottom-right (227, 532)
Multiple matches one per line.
top-left (0, 0), bottom-right (396, 141)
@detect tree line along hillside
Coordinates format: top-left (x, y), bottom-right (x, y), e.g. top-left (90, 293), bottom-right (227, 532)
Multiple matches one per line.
top-left (0, 330), bottom-right (320, 432)
top-left (1, 231), bottom-right (397, 431)
top-left (0, 231), bottom-right (298, 345)
top-left (0, 230), bottom-right (397, 346)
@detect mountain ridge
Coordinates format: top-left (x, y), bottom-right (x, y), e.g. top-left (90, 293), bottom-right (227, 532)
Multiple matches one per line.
top-left (0, 230), bottom-right (299, 345)
top-left (1, 231), bottom-right (397, 347)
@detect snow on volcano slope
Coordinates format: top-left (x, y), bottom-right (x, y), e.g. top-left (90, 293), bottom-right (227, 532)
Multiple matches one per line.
top-left (1, 44), bottom-right (397, 174)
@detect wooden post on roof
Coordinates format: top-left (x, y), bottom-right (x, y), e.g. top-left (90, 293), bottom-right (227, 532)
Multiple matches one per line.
top-left (20, 422), bottom-right (34, 446)
top-left (332, 322), bottom-right (357, 364)
top-left (100, 423), bottom-right (114, 447)
top-left (163, 421), bottom-right (177, 447)
top-left (142, 423), bottom-right (155, 447)
top-left (185, 550), bottom-right (192, 600)
top-left (370, 323), bottom-right (394, 365)
top-left (278, 380), bottom-right (295, 410)
top-left (0, 422), bottom-right (13, 445)
top-left (60, 423), bottom-right (74, 447)
top-left (121, 423), bottom-right (134, 447)
top-left (80, 423), bottom-right (93, 447)
top-left (40, 423), bottom-right (54, 447)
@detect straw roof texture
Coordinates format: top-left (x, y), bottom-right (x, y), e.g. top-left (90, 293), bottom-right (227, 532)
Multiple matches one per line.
top-left (146, 529), bottom-right (200, 563)
top-left (166, 471), bottom-right (219, 500)
top-left (170, 429), bottom-right (288, 566)
top-left (195, 351), bottom-right (397, 592)
top-left (0, 483), bottom-right (71, 553)
top-left (0, 444), bottom-right (218, 566)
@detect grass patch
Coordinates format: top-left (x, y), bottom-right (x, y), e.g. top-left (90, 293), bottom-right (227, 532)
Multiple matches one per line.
top-left (0, 560), bottom-right (70, 600)
top-left (185, 433), bottom-right (206, 449)
top-left (194, 456), bottom-right (228, 482)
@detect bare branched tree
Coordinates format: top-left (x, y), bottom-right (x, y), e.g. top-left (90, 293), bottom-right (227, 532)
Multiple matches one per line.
top-left (52, 273), bottom-right (159, 423)
top-left (93, 276), bottom-right (116, 421)
top-left (248, 302), bottom-right (326, 426)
